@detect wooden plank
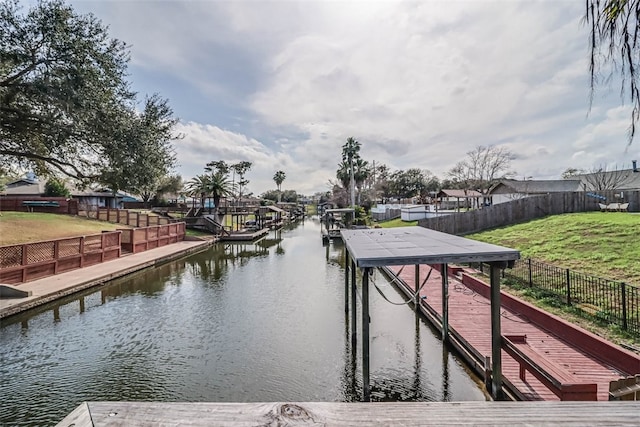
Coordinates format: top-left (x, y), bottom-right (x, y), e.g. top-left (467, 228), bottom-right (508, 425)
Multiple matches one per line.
top-left (74, 401), bottom-right (640, 426)
top-left (502, 335), bottom-right (598, 401)
top-left (56, 402), bottom-right (93, 427)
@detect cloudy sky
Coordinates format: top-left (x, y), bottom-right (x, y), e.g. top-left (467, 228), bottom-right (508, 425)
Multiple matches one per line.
top-left (67, 0), bottom-right (640, 195)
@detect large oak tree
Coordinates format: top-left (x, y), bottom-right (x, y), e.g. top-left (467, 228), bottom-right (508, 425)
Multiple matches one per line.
top-left (0, 0), bottom-right (178, 188)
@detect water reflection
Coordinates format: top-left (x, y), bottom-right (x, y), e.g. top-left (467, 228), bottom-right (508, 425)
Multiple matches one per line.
top-left (1, 220), bottom-right (486, 427)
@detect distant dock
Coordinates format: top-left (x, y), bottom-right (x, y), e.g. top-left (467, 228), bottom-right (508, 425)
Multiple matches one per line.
top-left (219, 228), bottom-right (269, 242)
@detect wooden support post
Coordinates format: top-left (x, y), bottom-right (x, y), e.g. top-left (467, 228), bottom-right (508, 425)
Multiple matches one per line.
top-left (351, 259), bottom-right (357, 351)
top-left (414, 264), bottom-right (420, 311)
top-left (441, 263), bottom-right (449, 343)
top-left (490, 262), bottom-right (504, 400)
top-left (344, 248), bottom-right (350, 314)
top-left (362, 267), bottom-right (371, 402)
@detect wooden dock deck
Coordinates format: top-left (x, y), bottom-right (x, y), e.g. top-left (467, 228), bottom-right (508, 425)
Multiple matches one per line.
top-left (58, 401), bottom-right (640, 426)
top-left (219, 227), bottom-right (269, 241)
top-left (387, 264), bottom-right (640, 401)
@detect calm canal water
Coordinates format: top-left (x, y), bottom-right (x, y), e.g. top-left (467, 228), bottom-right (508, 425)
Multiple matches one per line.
top-left (0, 219), bottom-right (487, 426)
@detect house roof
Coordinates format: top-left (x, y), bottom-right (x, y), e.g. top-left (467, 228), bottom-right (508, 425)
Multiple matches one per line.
top-left (490, 179), bottom-right (582, 194)
top-left (574, 168), bottom-right (640, 191)
top-left (437, 189), bottom-right (482, 198)
top-left (2, 181), bottom-right (45, 195)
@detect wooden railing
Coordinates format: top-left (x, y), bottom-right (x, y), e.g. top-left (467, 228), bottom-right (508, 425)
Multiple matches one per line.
top-left (80, 207), bottom-right (173, 227)
top-left (0, 231), bottom-right (121, 284)
top-left (118, 222), bottom-right (186, 254)
top-left (502, 335), bottom-right (598, 401)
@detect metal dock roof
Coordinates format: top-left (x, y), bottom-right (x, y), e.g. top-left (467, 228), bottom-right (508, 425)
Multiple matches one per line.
top-left (341, 226), bottom-right (520, 267)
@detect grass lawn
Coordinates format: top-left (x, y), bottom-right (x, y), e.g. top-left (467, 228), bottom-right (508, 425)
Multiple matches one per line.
top-left (0, 212), bottom-right (130, 245)
top-left (468, 212), bottom-right (640, 285)
top-left (377, 218), bottom-right (418, 228)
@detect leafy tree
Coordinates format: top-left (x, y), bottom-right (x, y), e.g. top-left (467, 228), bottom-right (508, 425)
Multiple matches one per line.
top-left (586, 0), bottom-right (640, 144)
top-left (561, 167), bottom-right (585, 179)
top-left (231, 161), bottom-right (252, 203)
top-left (152, 174), bottom-right (182, 205)
top-left (0, 0), bottom-right (179, 184)
top-left (389, 168), bottom-right (429, 200)
top-left (206, 160), bottom-right (229, 176)
top-left (273, 170), bottom-right (286, 202)
top-left (104, 95), bottom-right (178, 201)
top-left (44, 177), bottom-right (70, 197)
top-left (341, 137), bottom-right (360, 206)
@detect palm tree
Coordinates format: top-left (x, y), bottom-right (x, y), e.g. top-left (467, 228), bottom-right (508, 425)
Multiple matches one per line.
top-left (185, 175), bottom-right (211, 211)
top-left (336, 160), bottom-right (350, 189)
top-left (341, 137), bottom-right (360, 206)
top-left (208, 171), bottom-right (232, 214)
top-left (353, 158), bottom-right (370, 205)
top-left (273, 170), bottom-right (286, 202)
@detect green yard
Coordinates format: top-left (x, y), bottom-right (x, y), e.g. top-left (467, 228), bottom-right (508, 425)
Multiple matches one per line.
top-left (468, 212), bottom-right (640, 285)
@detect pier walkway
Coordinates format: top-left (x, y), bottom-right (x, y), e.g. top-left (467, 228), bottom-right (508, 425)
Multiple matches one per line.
top-left (0, 239), bottom-right (212, 319)
top-left (388, 264), bottom-right (640, 401)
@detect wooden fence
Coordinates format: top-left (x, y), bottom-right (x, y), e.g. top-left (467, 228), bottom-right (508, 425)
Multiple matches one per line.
top-left (418, 191), bottom-right (640, 235)
top-left (119, 223), bottom-right (186, 254)
top-left (0, 231), bottom-right (121, 284)
top-left (0, 196), bottom-right (79, 215)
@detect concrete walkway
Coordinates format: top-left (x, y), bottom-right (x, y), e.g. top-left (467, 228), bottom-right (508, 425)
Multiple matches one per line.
top-left (0, 240), bottom-right (212, 319)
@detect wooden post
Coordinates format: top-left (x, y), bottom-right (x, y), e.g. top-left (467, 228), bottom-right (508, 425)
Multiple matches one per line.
top-left (344, 248), bottom-right (350, 314)
top-left (441, 263), bottom-right (449, 343)
top-left (79, 297), bottom-right (85, 313)
top-left (21, 243), bottom-right (28, 282)
top-left (351, 259), bottom-right (357, 351)
top-left (414, 264), bottom-right (420, 311)
top-left (362, 267), bottom-right (371, 402)
top-left (490, 262), bottom-right (504, 400)
top-left (53, 240), bottom-right (59, 274)
top-left (79, 237), bottom-right (85, 267)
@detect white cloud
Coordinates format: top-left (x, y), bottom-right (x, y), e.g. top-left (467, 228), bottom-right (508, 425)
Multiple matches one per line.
top-left (67, 0), bottom-right (640, 195)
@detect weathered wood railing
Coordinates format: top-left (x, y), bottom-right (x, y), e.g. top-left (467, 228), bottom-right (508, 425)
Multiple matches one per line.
top-left (0, 231), bottom-right (122, 284)
top-left (502, 335), bottom-right (598, 401)
top-left (118, 222), bottom-right (186, 254)
top-left (610, 375), bottom-right (640, 400)
top-left (80, 207), bottom-right (174, 227)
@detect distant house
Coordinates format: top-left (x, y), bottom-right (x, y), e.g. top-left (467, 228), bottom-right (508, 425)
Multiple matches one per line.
top-left (489, 179), bottom-right (582, 205)
top-left (573, 161), bottom-right (640, 192)
top-left (3, 177), bottom-right (45, 196)
top-left (1, 175), bottom-right (140, 208)
top-left (436, 189), bottom-right (482, 210)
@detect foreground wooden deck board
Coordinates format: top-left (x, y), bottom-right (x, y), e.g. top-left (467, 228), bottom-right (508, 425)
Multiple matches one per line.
top-left (390, 265), bottom-right (628, 401)
top-left (57, 401), bottom-right (640, 426)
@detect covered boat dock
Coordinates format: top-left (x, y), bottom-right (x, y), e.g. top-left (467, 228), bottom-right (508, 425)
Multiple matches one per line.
top-left (341, 226), bottom-right (520, 401)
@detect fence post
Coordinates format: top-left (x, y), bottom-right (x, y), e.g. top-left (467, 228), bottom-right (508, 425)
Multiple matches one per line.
top-left (621, 283), bottom-right (628, 331)
top-left (528, 258), bottom-right (533, 287)
top-left (566, 268), bottom-right (571, 305)
top-left (53, 240), bottom-right (59, 274)
top-left (21, 243), bottom-right (28, 282)
top-left (79, 236), bottom-right (85, 267)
